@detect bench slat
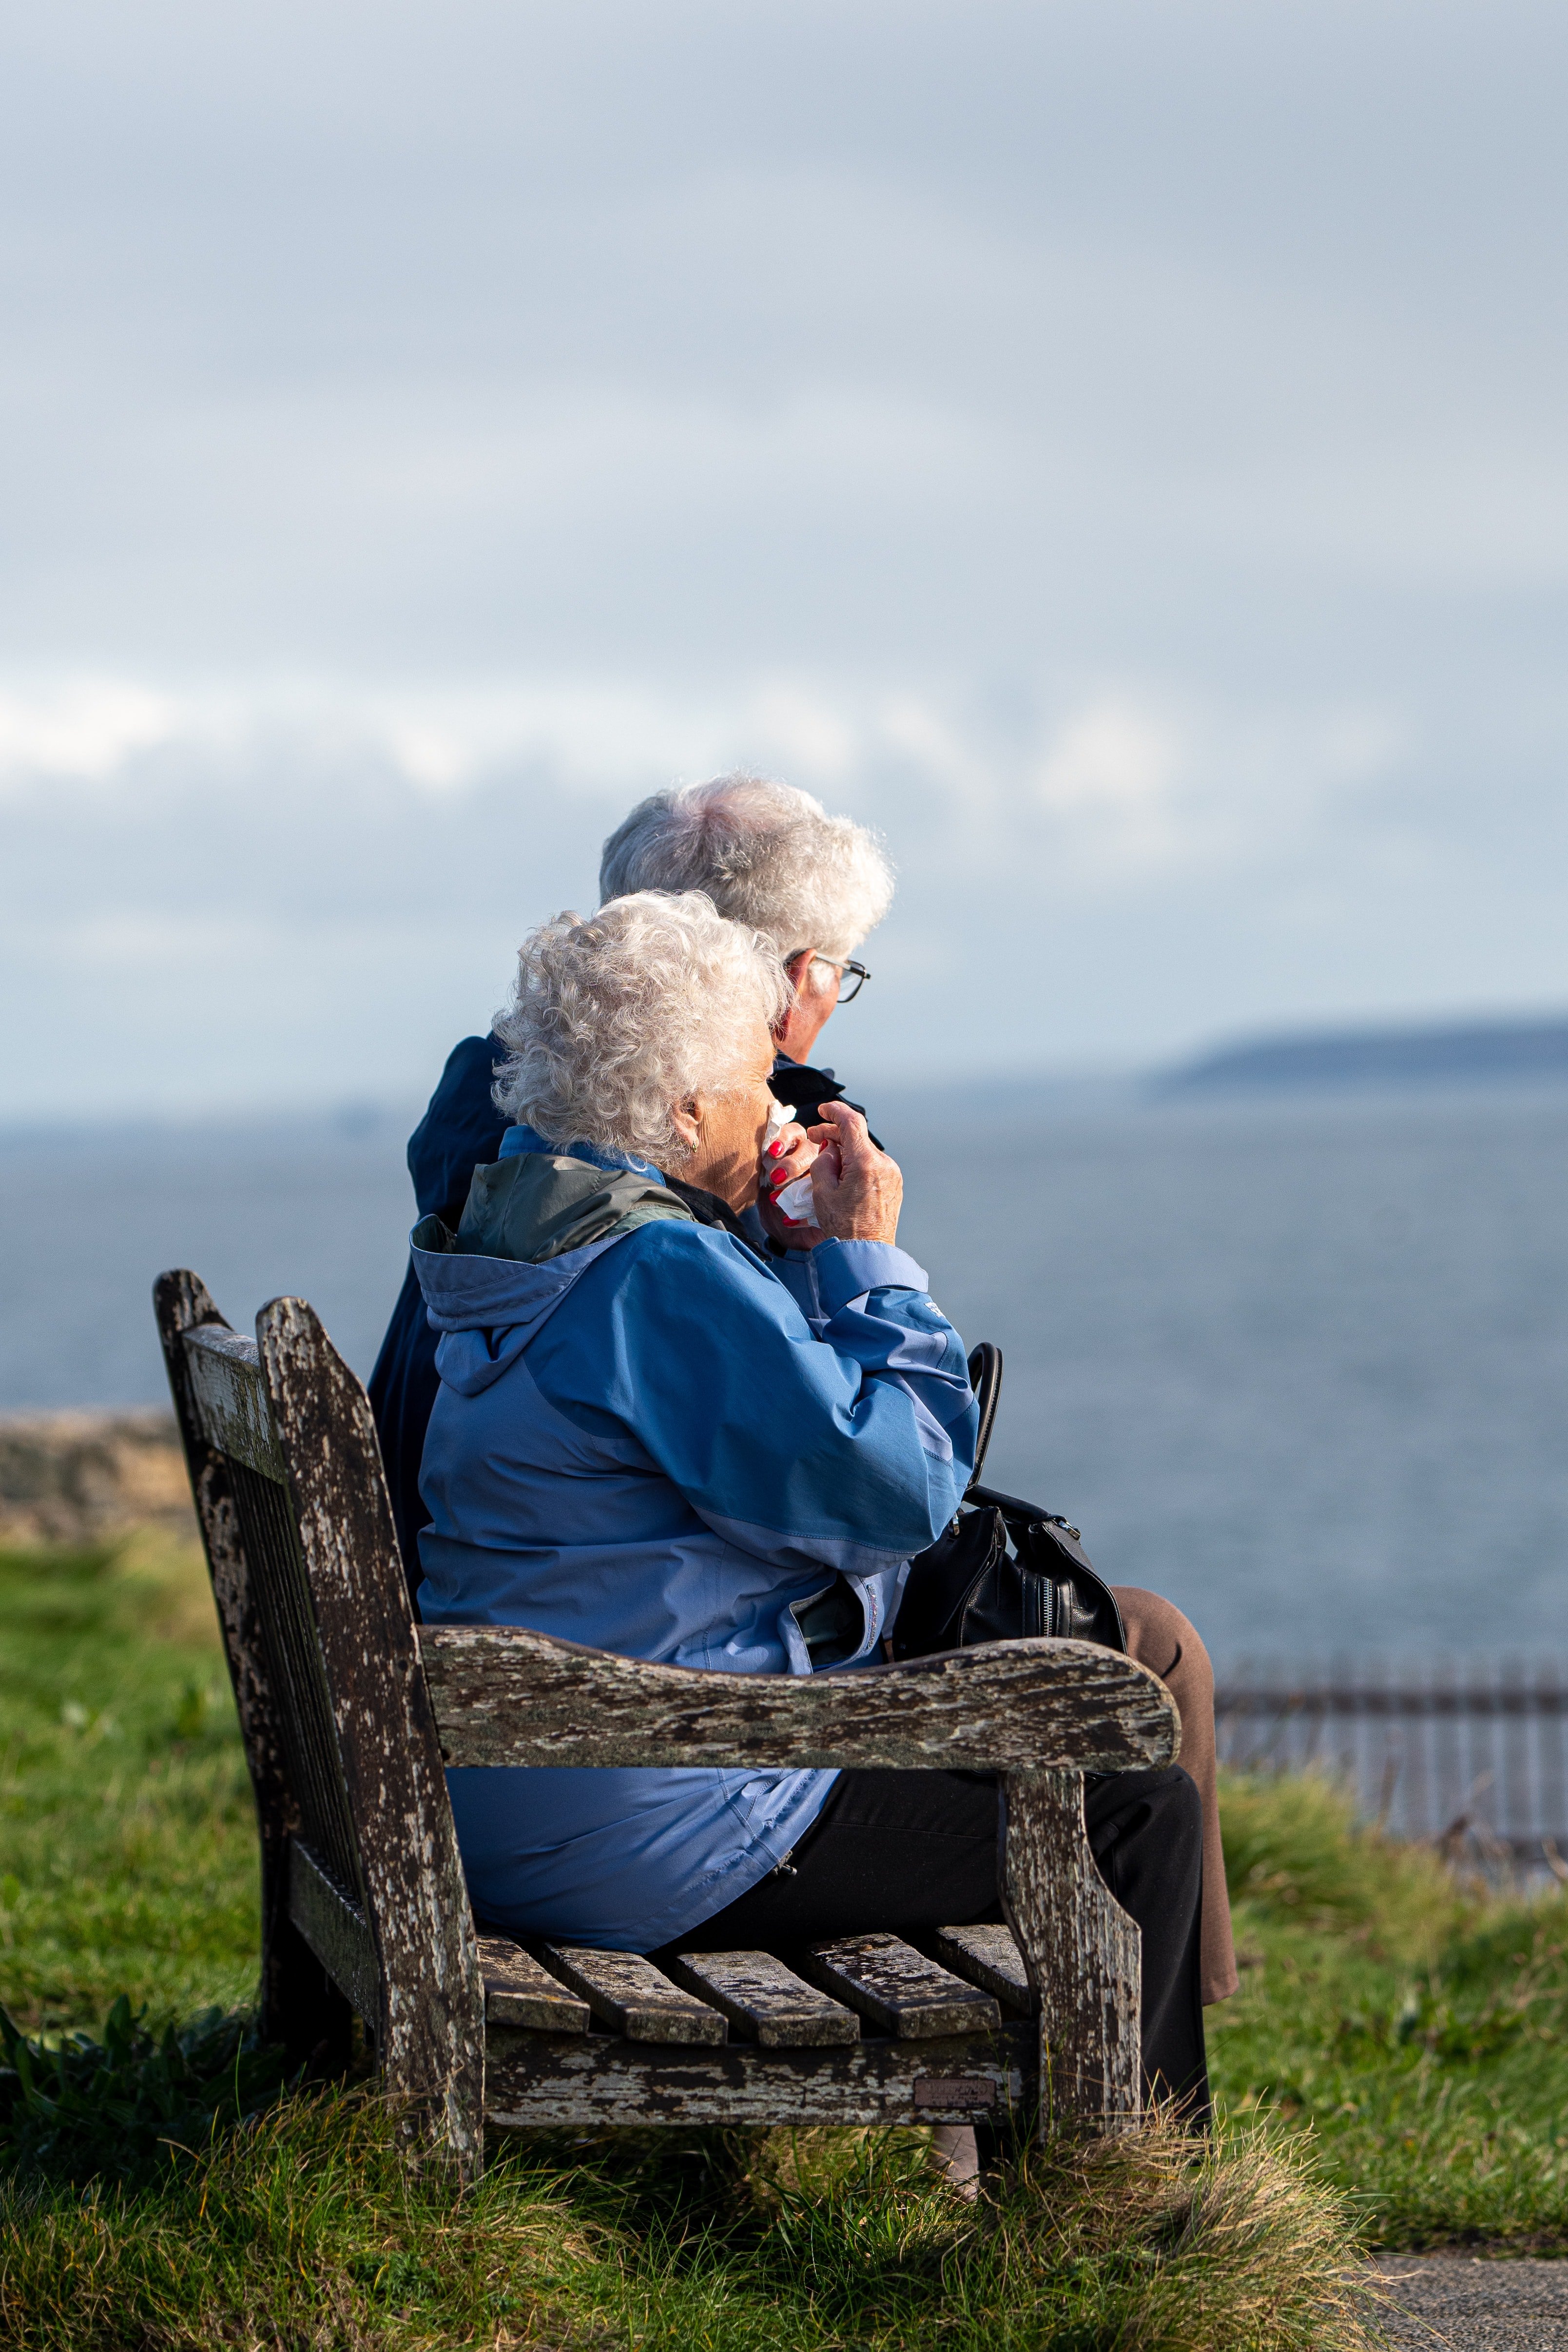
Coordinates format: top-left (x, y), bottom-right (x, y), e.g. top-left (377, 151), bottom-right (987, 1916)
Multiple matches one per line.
top-left (420, 1624), bottom-right (1178, 1776)
top-left (663, 1950), bottom-right (861, 2046)
top-left (536, 1946), bottom-right (727, 2044)
top-left (478, 1937), bottom-right (591, 2032)
top-left (932, 1923), bottom-right (1037, 2014)
top-left (802, 1933), bottom-right (1002, 2037)
top-left (485, 2019), bottom-right (1031, 2128)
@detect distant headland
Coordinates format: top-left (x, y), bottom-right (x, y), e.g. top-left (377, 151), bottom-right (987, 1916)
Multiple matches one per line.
top-left (1158, 1015), bottom-right (1568, 1096)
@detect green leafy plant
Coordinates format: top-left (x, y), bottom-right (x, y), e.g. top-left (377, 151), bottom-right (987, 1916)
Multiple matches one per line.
top-left (170, 1681), bottom-right (212, 1742)
top-left (0, 1996), bottom-right (291, 2182)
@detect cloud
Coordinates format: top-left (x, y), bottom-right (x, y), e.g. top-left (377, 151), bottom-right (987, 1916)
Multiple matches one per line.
top-left (1035, 703), bottom-right (1182, 864)
top-left (0, 663), bottom-right (1403, 865)
top-left (0, 680), bottom-right (180, 784)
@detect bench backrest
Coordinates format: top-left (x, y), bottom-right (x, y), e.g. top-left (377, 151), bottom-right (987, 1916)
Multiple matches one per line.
top-left (154, 1269), bottom-right (485, 2164)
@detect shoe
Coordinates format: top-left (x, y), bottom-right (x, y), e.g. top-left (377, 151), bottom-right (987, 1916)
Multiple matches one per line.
top-left (926, 2123), bottom-right (979, 2200)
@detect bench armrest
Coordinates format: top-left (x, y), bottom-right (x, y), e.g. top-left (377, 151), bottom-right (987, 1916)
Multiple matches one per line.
top-left (416, 1624), bottom-right (1179, 1774)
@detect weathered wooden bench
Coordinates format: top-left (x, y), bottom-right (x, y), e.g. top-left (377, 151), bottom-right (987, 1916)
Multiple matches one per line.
top-left (154, 1267), bottom-right (1179, 2179)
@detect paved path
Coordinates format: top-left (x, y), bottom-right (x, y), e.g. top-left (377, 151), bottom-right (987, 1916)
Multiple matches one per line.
top-left (1374, 2256), bottom-right (1568, 2348)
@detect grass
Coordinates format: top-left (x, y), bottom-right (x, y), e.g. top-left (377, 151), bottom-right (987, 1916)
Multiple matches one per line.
top-left (0, 1528), bottom-right (1556, 2342)
top-left (0, 1532), bottom-right (259, 2030)
top-left (1211, 1768), bottom-right (1568, 2248)
top-left (1, 2089), bottom-right (1388, 2351)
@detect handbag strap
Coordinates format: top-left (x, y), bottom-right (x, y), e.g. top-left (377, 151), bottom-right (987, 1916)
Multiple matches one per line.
top-left (965, 1342), bottom-right (1003, 1493)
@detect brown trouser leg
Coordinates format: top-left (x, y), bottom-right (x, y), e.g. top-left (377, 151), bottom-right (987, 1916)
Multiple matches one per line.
top-left (1110, 1586), bottom-right (1238, 2005)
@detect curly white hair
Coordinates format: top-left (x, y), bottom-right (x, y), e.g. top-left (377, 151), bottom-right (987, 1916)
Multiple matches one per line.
top-left (490, 891), bottom-right (790, 1165)
top-left (598, 773), bottom-right (894, 964)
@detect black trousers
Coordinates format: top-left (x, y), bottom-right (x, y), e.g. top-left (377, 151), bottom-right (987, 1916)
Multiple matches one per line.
top-left (666, 1765), bottom-right (1208, 2117)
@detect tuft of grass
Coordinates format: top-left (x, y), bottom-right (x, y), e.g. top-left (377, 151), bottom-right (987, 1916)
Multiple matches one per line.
top-left (987, 2114), bottom-right (1389, 2351)
top-left (0, 2089), bottom-right (1391, 2352)
top-left (719, 2111), bottom-right (1389, 2351)
top-left (1216, 1766), bottom-right (1469, 1959)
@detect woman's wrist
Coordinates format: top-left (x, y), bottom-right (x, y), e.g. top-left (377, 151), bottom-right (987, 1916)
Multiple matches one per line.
top-left (810, 1214), bottom-right (900, 1246)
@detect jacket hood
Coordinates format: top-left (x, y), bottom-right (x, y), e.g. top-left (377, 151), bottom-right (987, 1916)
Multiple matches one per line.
top-left (410, 1150), bottom-right (694, 1396)
top-left (458, 1149), bottom-right (692, 1264)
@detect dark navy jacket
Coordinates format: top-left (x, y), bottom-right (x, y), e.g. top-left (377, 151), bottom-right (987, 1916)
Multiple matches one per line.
top-left (368, 1037), bottom-right (509, 1578)
top-left (367, 1034), bottom-right (871, 1583)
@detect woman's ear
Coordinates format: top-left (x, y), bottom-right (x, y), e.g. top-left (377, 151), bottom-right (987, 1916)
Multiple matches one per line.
top-left (667, 1095), bottom-right (702, 1157)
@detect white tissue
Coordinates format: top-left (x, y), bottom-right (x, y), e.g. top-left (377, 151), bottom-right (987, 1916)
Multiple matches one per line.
top-left (767, 1100), bottom-right (819, 1222)
top-left (775, 1174), bottom-right (819, 1224)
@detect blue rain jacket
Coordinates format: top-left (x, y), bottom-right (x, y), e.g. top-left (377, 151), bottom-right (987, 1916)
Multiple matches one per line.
top-left (412, 1126), bottom-right (977, 1952)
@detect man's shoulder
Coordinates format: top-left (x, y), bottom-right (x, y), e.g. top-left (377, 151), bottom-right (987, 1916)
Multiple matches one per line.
top-left (442, 1031), bottom-right (502, 1078)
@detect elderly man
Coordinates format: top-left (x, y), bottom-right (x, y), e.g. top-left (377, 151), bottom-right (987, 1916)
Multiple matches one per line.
top-left (369, 768), bottom-right (1238, 2015)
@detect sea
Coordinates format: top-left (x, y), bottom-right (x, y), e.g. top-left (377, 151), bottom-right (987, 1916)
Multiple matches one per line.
top-left (2, 1078), bottom-right (1565, 1667)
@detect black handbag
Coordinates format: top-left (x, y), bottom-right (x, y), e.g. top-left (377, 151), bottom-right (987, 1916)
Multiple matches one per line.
top-left (888, 1344), bottom-right (1126, 1661)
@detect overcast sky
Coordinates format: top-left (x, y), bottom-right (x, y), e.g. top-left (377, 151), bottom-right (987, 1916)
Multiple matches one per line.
top-left (2, 0), bottom-right (1566, 1117)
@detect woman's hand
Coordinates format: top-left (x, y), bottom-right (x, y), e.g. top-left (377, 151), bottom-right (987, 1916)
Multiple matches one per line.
top-left (755, 1119), bottom-right (820, 1249)
top-left (804, 1100), bottom-right (903, 1245)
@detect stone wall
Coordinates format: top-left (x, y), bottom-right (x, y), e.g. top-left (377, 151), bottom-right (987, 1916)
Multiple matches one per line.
top-left (0, 1409), bottom-right (195, 1547)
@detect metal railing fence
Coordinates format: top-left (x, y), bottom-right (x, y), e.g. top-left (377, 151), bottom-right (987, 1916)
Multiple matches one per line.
top-left (1214, 1658), bottom-right (1568, 1862)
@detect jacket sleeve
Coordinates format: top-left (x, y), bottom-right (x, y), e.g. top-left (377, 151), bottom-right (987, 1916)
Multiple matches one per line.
top-left (540, 1226), bottom-right (978, 1584)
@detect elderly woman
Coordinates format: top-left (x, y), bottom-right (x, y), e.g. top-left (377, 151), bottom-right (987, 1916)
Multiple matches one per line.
top-left (409, 891), bottom-right (1210, 2120)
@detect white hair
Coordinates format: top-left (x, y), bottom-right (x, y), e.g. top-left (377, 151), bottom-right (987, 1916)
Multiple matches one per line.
top-left (598, 773), bottom-right (894, 964)
top-left (490, 892), bottom-right (790, 1166)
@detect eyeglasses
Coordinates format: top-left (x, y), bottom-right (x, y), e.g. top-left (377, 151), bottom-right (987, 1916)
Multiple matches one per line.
top-left (810, 955), bottom-right (871, 1003)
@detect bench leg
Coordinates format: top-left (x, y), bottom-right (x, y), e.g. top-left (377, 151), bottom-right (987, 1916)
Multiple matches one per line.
top-left (380, 2030), bottom-right (486, 2181)
top-left (1001, 1768), bottom-right (1141, 2138)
